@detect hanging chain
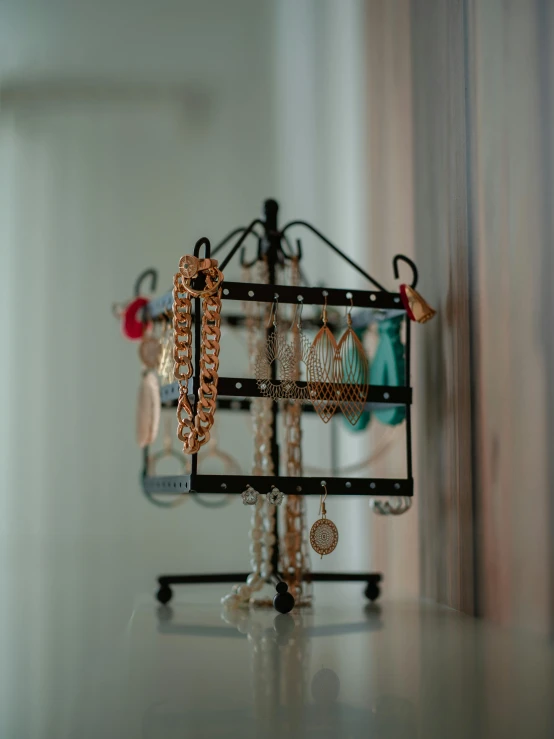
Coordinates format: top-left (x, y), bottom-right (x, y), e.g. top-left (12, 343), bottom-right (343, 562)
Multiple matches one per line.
top-left (282, 256), bottom-right (312, 605)
top-left (173, 255), bottom-right (223, 454)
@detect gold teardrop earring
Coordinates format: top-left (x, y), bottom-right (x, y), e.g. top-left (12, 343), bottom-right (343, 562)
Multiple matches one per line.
top-left (337, 297), bottom-right (369, 426)
top-left (310, 484), bottom-right (339, 558)
top-left (306, 294), bottom-right (340, 422)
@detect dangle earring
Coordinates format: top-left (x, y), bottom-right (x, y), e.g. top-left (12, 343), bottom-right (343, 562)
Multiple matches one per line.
top-left (337, 297), bottom-right (369, 426)
top-left (306, 294), bottom-right (340, 422)
top-left (400, 285), bottom-right (436, 324)
top-left (267, 485), bottom-right (285, 506)
top-left (242, 485), bottom-right (259, 506)
top-left (370, 496), bottom-right (412, 515)
top-left (157, 312), bottom-right (174, 386)
top-left (310, 484), bottom-right (339, 558)
top-left (136, 325), bottom-right (162, 448)
top-left (288, 298), bottom-right (312, 402)
top-left (255, 294), bottom-right (296, 400)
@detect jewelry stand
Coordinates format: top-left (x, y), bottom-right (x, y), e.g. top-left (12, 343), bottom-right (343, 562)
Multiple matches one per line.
top-left (143, 199), bottom-right (414, 612)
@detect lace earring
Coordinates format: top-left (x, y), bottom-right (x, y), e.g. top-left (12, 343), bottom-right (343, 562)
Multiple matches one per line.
top-left (255, 294), bottom-right (295, 400)
top-left (288, 298), bottom-right (312, 402)
top-left (306, 294), bottom-right (340, 422)
top-left (336, 298), bottom-right (369, 426)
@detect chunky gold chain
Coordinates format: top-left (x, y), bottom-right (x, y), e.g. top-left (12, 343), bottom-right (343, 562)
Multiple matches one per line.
top-left (173, 256), bottom-right (223, 454)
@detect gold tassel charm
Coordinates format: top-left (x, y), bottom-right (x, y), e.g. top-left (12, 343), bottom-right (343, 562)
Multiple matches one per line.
top-left (400, 285), bottom-right (436, 324)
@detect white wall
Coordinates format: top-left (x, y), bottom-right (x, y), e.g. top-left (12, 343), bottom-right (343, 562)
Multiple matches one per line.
top-left (0, 0), bottom-right (378, 664)
top-left (0, 4), bottom-right (280, 732)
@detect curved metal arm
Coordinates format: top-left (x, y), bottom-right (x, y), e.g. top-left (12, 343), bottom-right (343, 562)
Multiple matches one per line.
top-left (134, 268), bottom-right (158, 297)
top-left (281, 234), bottom-right (295, 259)
top-left (280, 220), bottom-right (389, 292)
top-left (392, 254), bottom-right (418, 289)
top-left (240, 236), bottom-right (263, 268)
top-left (193, 237), bottom-right (211, 259)
top-left (211, 226), bottom-right (263, 257)
top-left (240, 232), bottom-right (296, 268)
top-left (219, 219), bottom-right (265, 271)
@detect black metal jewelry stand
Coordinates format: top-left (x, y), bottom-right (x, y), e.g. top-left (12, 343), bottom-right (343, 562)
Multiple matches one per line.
top-left (143, 199), bottom-right (415, 612)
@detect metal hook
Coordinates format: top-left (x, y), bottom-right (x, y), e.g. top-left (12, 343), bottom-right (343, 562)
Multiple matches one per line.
top-left (319, 483), bottom-right (328, 517)
top-left (345, 296), bottom-right (354, 325)
top-left (267, 294), bottom-right (279, 328)
top-left (240, 236), bottom-right (263, 268)
top-left (134, 268), bottom-right (158, 297)
top-left (193, 237), bottom-right (211, 259)
top-left (321, 293), bottom-right (329, 325)
top-left (392, 254), bottom-right (418, 289)
top-left (289, 297), bottom-right (304, 332)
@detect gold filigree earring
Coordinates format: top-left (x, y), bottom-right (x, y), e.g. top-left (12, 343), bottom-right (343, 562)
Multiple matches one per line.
top-left (310, 484), bottom-right (339, 558)
top-left (336, 298), bottom-right (369, 426)
top-left (255, 295), bottom-right (296, 400)
top-left (288, 298), bottom-right (313, 402)
top-left (306, 295), bottom-right (340, 422)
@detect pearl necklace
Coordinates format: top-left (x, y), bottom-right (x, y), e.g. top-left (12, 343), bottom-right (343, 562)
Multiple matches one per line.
top-left (222, 261), bottom-right (276, 609)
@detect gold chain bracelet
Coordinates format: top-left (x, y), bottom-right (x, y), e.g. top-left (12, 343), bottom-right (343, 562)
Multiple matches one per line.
top-left (173, 255), bottom-right (223, 454)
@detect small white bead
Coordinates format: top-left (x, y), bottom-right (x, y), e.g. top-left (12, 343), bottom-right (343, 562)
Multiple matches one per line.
top-left (237, 584), bottom-right (252, 600)
top-left (247, 573), bottom-right (261, 587)
top-left (250, 558), bottom-right (260, 570)
top-left (260, 564), bottom-right (272, 579)
top-left (264, 532), bottom-right (276, 546)
top-left (250, 541), bottom-right (262, 556)
top-left (221, 594), bottom-right (240, 609)
top-left (251, 578), bottom-right (264, 593)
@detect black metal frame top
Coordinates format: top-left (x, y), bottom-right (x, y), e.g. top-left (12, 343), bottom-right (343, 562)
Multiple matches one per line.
top-left (141, 199), bottom-right (414, 502)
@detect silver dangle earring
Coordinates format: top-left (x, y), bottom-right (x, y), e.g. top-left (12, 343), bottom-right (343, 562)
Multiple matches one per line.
top-left (267, 485), bottom-right (285, 506)
top-left (255, 294), bottom-right (295, 400)
top-left (242, 485), bottom-right (259, 506)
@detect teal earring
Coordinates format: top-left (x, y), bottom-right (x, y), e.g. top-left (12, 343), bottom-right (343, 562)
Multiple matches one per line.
top-left (370, 315), bottom-right (406, 426)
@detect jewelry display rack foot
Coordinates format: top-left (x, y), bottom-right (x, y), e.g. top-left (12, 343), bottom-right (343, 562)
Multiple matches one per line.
top-left (155, 571), bottom-right (382, 611)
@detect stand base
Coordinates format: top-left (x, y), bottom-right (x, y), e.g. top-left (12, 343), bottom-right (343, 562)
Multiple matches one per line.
top-left (156, 572), bottom-right (383, 612)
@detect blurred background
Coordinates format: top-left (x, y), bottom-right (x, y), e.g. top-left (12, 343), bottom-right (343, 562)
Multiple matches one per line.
top-left (0, 0), bottom-right (553, 731)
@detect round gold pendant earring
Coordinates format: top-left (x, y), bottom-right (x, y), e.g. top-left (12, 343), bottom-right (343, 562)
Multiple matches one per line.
top-left (310, 484), bottom-right (339, 558)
